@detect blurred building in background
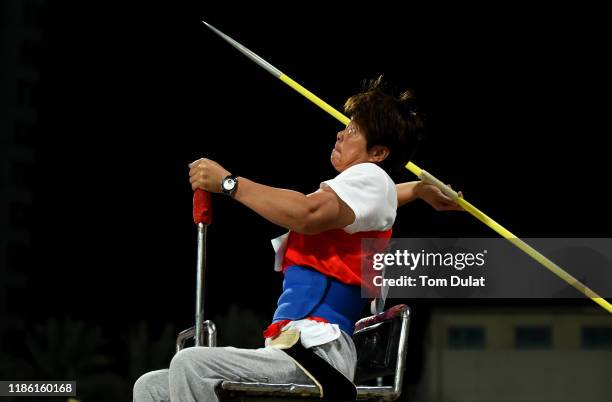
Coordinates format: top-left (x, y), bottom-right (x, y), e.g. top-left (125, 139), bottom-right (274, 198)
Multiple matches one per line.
top-left (419, 306), bottom-right (612, 402)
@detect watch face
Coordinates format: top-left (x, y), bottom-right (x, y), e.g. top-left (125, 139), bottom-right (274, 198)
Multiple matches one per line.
top-left (223, 178), bottom-right (235, 191)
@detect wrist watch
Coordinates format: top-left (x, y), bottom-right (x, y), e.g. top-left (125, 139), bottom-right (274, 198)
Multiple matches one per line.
top-left (221, 174), bottom-right (239, 196)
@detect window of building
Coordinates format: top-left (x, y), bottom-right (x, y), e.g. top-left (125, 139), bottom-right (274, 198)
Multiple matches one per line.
top-left (448, 326), bottom-right (485, 349)
top-left (515, 326), bottom-right (552, 349)
top-left (581, 326), bottom-right (612, 349)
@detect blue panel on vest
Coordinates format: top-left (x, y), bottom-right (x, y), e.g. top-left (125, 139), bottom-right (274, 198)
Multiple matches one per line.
top-left (273, 265), bottom-right (328, 322)
top-left (273, 265), bottom-right (366, 335)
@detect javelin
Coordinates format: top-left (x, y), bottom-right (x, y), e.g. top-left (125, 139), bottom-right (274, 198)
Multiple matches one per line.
top-left (201, 21), bottom-right (612, 315)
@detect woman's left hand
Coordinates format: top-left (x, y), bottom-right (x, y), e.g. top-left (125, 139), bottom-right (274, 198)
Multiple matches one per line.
top-left (188, 157), bottom-right (231, 193)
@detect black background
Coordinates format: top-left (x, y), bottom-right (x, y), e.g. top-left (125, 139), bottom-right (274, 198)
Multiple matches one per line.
top-left (5, 0), bottom-right (612, 393)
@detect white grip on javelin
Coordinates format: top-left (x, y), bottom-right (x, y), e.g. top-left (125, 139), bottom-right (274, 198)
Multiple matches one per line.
top-left (419, 170), bottom-right (459, 201)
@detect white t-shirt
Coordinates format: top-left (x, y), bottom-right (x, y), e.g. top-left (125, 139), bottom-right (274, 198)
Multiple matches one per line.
top-left (268, 162), bottom-right (398, 348)
top-left (320, 162), bottom-right (397, 233)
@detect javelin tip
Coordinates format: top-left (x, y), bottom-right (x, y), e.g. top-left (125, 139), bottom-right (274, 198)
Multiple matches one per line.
top-left (199, 20), bottom-right (282, 78)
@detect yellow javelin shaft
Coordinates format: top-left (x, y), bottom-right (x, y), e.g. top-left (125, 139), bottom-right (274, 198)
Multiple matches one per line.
top-left (279, 74), bottom-right (350, 126)
top-left (404, 161), bottom-right (611, 313)
top-left (203, 21), bottom-right (612, 314)
top-left (459, 197), bottom-right (611, 314)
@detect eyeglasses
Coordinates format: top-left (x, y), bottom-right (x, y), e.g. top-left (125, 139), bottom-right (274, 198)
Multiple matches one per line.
top-left (345, 122), bottom-right (360, 138)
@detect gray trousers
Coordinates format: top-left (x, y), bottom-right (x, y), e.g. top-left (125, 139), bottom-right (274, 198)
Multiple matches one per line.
top-left (133, 331), bottom-right (357, 402)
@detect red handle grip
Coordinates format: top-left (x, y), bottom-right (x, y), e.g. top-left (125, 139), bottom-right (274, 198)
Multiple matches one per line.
top-left (193, 189), bottom-right (212, 225)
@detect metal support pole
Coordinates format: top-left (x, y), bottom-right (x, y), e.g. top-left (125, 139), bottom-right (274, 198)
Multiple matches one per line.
top-left (195, 222), bottom-right (207, 346)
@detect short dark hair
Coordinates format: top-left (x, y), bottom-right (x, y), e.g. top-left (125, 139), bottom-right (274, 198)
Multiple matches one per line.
top-left (344, 75), bottom-right (424, 174)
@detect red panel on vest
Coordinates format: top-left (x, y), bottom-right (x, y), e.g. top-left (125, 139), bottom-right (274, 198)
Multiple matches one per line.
top-left (282, 228), bottom-right (392, 288)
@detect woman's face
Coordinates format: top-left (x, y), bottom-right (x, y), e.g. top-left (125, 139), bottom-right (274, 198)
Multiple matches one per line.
top-left (331, 120), bottom-right (387, 172)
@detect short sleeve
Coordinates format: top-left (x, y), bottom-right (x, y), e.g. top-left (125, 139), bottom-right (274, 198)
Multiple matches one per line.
top-left (321, 163), bottom-right (397, 233)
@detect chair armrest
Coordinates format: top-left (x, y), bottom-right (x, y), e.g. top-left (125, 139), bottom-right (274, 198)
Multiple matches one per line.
top-left (355, 304), bottom-right (407, 332)
top-left (176, 320), bottom-right (217, 352)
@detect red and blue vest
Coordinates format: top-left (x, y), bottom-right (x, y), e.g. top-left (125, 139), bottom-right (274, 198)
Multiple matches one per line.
top-left (269, 228), bottom-right (392, 336)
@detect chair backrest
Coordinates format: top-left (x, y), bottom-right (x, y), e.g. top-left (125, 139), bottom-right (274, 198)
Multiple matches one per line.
top-left (353, 304), bottom-right (410, 384)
